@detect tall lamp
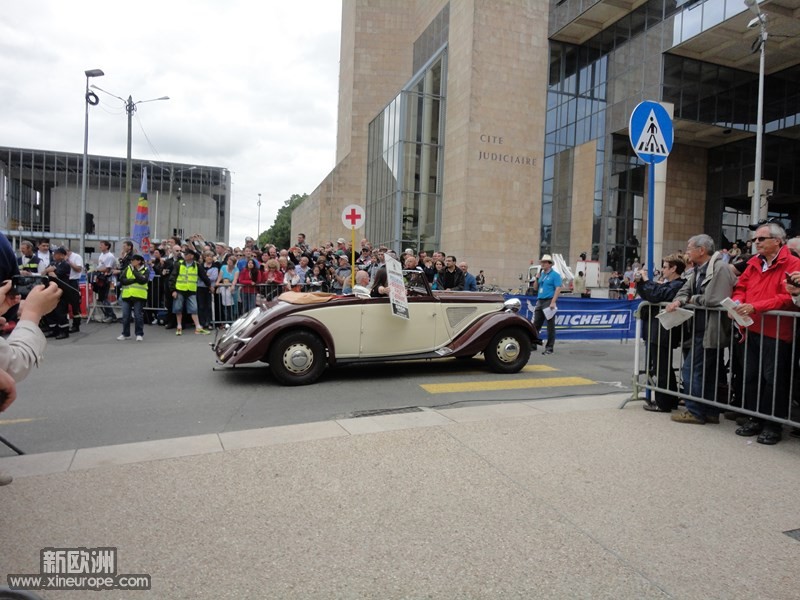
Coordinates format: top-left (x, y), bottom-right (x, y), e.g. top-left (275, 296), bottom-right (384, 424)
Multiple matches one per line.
top-left (80, 68), bottom-right (104, 261)
top-left (744, 0), bottom-right (768, 225)
top-left (90, 84), bottom-right (169, 236)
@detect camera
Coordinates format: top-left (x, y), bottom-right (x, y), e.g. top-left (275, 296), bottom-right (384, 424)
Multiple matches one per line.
top-left (10, 274), bottom-right (50, 298)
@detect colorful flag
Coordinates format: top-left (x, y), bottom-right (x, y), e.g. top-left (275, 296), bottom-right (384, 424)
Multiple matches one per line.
top-left (131, 167), bottom-right (153, 278)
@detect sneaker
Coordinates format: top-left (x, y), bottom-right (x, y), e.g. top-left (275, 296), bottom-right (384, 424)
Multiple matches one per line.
top-left (176, 329), bottom-right (183, 336)
top-left (542, 348), bottom-right (554, 355)
top-left (195, 328), bottom-right (211, 335)
top-left (136, 335), bottom-right (143, 342)
top-left (116, 335), bottom-right (130, 341)
top-left (670, 410), bottom-right (705, 425)
top-left (102, 317), bottom-right (115, 323)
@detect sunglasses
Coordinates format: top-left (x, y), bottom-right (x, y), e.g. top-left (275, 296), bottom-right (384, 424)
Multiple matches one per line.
top-left (753, 236), bottom-right (775, 243)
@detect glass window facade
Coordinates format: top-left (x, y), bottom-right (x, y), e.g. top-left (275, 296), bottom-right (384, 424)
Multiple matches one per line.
top-left (0, 147), bottom-right (230, 248)
top-left (366, 51), bottom-right (447, 252)
top-left (547, 0), bottom-right (800, 261)
top-left (544, 42), bottom-right (607, 259)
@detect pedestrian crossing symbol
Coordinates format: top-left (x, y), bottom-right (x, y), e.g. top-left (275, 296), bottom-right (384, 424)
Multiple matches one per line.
top-left (629, 101), bottom-right (673, 164)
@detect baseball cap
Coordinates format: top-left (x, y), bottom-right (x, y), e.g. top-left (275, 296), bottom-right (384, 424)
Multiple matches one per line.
top-left (337, 238), bottom-right (346, 245)
top-left (53, 246), bottom-right (68, 255)
top-left (131, 254), bottom-right (145, 262)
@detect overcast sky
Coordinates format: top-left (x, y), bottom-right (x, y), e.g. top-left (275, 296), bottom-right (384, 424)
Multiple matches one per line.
top-left (0, 0), bottom-right (341, 246)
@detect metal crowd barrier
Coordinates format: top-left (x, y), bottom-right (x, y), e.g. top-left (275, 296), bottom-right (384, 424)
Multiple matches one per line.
top-left (621, 301), bottom-right (800, 430)
top-left (85, 274), bottom-right (331, 328)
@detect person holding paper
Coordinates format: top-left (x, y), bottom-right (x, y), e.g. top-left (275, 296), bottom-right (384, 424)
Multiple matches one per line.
top-left (665, 234), bottom-right (736, 425)
top-left (729, 222), bottom-right (800, 445)
top-left (635, 253), bottom-right (686, 412)
top-left (532, 254), bottom-right (562, 355)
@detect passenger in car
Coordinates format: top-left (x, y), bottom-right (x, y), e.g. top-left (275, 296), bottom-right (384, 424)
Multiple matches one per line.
top-left (370, 267), bottom-right (389, 298)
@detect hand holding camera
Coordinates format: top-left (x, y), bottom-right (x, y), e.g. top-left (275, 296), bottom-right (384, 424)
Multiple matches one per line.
top-left (19, 281), bottom-right (62, 324)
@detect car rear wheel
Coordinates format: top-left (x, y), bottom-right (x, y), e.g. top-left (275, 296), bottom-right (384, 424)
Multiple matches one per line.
top-left (484, 328), bottom-right (531, 373)
top-left (268, 331), bottom-right (327, 386)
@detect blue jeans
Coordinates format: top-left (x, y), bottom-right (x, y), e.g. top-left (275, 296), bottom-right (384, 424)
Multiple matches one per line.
top-left (681, 331), bottom-right (723, 419)
top-left (121, 298), bottom-right (144, 337)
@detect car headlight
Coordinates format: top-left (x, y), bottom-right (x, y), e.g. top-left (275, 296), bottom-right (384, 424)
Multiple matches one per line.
top-left (225, 307), bottom-right (261, 339)
top-left (503, 298), bottom-right (521, 313)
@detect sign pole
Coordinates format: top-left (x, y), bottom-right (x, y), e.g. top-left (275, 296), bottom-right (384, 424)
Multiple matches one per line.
top-left (340, 203), bottom-right (366, 291)
top-left (629, 101), bottom-right (673, 282)
top-left (647, 159), bottom-right (655, 279)
top-left (350, 227), bottom-right (356, 289)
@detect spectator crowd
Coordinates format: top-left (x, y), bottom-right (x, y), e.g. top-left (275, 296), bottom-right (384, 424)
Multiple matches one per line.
top-left (15, 233), bottom-right (485, 337)
top-left (634, 221), bottom-right (800, 446)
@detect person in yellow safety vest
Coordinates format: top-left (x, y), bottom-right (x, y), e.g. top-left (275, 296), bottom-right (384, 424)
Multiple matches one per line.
top-left (116, 254), bottom-right (150, 342)
top-left (167, 248), bottom-right (212, 336)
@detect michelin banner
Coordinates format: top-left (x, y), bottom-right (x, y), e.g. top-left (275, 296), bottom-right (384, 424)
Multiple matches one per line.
top-left (509, 295), bottom-right (641, 341)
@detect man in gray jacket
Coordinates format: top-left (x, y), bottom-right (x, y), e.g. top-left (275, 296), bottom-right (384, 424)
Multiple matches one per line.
top-left (666, 234), bottom-right (737, 424)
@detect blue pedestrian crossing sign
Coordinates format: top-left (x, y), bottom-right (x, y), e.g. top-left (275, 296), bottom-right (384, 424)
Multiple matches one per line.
top-left (629, 101), bottom-right (673, 164)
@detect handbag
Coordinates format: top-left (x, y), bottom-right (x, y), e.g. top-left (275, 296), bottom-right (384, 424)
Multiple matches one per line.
top-left (92, 273), bottom-right (108, 293)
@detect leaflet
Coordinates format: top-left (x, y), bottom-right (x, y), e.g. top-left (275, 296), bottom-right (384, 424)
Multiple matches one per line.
top-left (543, 306), bottom-right (558, 320)
top-left (655, 307), bottom-right (693, 330)
top-left (720, 296), bottom-right (754, 327)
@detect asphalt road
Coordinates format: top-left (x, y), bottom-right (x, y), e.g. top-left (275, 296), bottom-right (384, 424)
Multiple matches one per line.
top-left (0, 321), bottom-right (637, 455)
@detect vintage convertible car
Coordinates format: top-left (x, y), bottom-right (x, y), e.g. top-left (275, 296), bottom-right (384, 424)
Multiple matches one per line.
top-left (212, 270), bottom-right (540, 385)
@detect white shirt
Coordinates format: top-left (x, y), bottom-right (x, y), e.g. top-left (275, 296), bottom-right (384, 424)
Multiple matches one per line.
top-left (97, 251), bottom-right (116, 273)
top-left (36, 251), bottom-right (50, 271)
top-left (67, 251), bottom-right (84, 281)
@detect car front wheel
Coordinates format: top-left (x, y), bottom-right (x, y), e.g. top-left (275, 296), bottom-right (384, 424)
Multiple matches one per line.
top-left (484, 328), bottom-right (531, 373)
top-left (268, 331), bottom-right (327, 386)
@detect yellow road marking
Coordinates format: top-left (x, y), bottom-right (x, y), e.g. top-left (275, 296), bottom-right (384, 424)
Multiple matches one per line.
top-left (0, 417), bottom-right (41, 425)
top-left (421, 376), bottom-right (597, 394)
top-left (521, 365), bottom-right (558, 372)
top-left (465, 364), bottom-right (557, 373)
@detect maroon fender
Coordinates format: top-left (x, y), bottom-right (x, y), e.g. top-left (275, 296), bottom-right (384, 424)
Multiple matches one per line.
top-left (447, 312), bottom-right (540, 357)
top-left (228, 315), bottom-right (337, 366)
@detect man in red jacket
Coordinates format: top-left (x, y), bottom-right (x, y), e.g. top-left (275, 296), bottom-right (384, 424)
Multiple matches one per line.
top-left (730, 222), bottom-right (800, 444)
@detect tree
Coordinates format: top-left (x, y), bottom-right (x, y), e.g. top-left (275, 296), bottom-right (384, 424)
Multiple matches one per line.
top-left (259, 193), bottom-right (307, 249)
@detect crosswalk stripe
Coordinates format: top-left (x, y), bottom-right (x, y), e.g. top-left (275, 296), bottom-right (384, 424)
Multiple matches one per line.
top-left (421, 376), bottom-right (597, 394)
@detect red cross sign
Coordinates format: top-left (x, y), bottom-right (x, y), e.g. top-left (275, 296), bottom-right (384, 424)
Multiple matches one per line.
top-left (341, 204), bottom-right (365, 230)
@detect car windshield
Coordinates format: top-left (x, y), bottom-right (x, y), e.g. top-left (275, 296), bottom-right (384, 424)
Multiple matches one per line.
top-left (404, 270), bottom-right (430, 296)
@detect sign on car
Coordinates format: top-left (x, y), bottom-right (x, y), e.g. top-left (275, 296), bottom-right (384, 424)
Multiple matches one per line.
top-left (385, 255), bottom-right (409, 320)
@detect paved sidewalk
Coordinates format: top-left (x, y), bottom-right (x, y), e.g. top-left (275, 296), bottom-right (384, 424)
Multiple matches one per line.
top-left (2, 394), bottom-right (799, 599)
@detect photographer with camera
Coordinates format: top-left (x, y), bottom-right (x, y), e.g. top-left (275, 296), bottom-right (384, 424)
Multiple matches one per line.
top-left (0, 278), bottom-right (62, 485)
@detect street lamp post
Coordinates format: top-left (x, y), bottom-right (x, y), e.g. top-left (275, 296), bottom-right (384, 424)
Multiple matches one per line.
top-left (257, 193), bottom-right (262, 245)
top-left (744, 0), bottom-right (768, 225)
top-left (91, 85), bottom-right (169, 237)
top-left (80, 68), bottom-right (104, 261)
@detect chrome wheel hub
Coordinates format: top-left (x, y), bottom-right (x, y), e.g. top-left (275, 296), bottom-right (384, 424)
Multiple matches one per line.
top-left (283, 343), bottom-right (314, 373)
top-left (496, 337), bottom-right (520, 363)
